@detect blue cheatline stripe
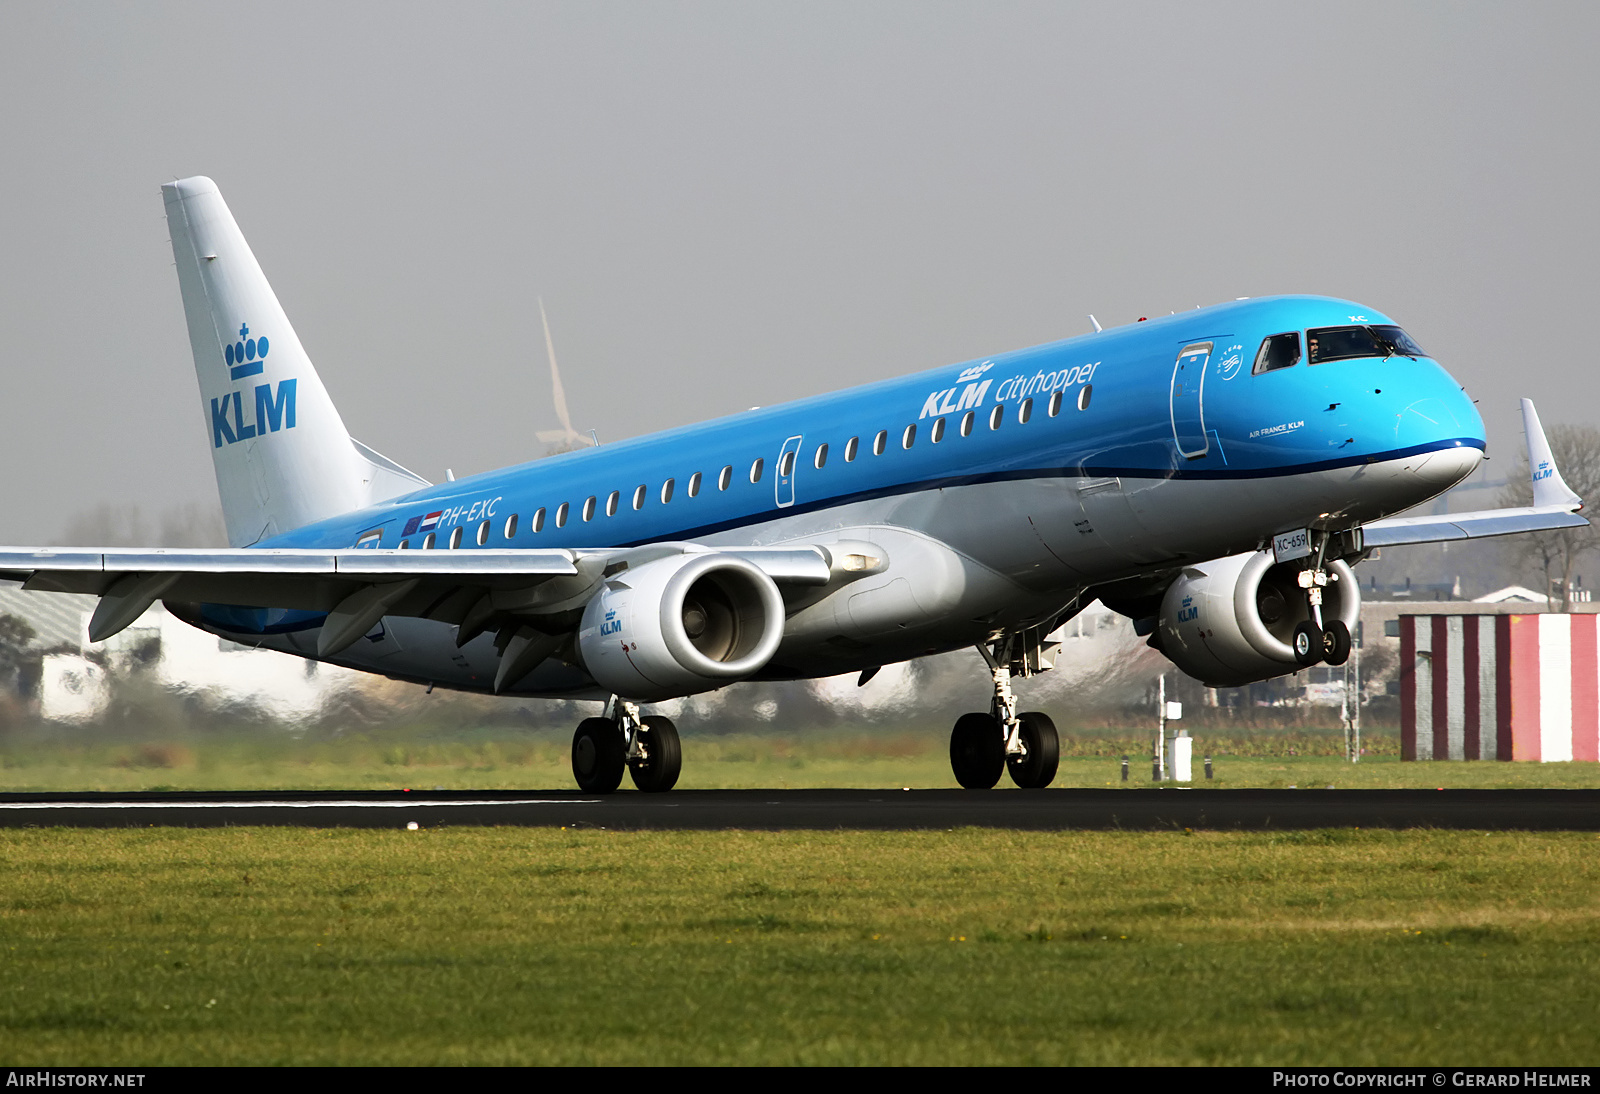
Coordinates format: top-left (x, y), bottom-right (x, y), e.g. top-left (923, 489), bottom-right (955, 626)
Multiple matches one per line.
top-left (608, 437), bottom-right (1485, 548)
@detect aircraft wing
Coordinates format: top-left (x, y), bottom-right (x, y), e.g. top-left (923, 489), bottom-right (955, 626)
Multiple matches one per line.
top-left (1362, 398), bottom-right (1587, 548)
top-left (0, 543), bottom-right (830, 655)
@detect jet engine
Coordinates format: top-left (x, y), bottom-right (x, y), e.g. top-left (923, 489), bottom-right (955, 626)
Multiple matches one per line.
top-left (577, 553), bottom-right (786, 702)
top-left (1154, 551), bottom-right (1361, 688)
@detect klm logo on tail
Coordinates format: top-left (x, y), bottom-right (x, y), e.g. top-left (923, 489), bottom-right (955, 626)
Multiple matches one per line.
top-left (224, 322), bottom-right (268, 380)
top-left (211, 320), bottom-right (297, 448)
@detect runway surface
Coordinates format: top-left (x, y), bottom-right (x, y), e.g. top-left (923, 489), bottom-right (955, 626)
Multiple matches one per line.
top-left (1, 788), bottom-right (1598, 830)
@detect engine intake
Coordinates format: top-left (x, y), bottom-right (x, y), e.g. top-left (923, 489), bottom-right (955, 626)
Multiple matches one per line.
top-left (578, 553), bottom-right (785, 701)
top-left (1155, 551), bottom-right (1360, 687)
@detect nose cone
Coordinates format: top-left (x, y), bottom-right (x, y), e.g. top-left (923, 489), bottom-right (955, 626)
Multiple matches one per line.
top-left (1410, 442), bottom-right (1483, 489)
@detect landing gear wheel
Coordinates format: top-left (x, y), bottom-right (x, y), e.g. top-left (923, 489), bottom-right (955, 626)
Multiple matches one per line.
top-left (950, 712), bottom-right (1005, 789)
top-left (1008, 711), bottom-right (1060, 789)
top-left (1292, 621), bottom-right (1324, 667)
top-left (629, 715), bottom-right (682, 793)
top-left (1321, 620), bottom-right (1352, 666)
top-left (571, 717), bottom-right (626, 793)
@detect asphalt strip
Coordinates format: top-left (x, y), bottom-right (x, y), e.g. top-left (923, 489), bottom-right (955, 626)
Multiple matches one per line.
top-left (0, 799), bottom-right (599, 809)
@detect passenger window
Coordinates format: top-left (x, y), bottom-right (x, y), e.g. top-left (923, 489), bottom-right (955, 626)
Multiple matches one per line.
top-left (688, 472), bottom-right (702, 497)
top-left (661, 478), bottom-right (675, 504)
top-left (476, 519), bottom-right (490, 546)
top-left (1048, 391), bottom-right (1063, 417)
top-left (749, 459), bottom-right (763, 483)
top-left (780, 450), bottom-right (795, 477)
top-left (931, 417), bottom-right (946, 442)
top-left (503, 514), bottom-right (518, 539)
top-left (844, 437), bottom-right (859, 462)
top-left (532, 507), bottom-right (546, 533)
top-left (1253, 332), bottom-right (1303, 373)
top-left (960, 410), bottom-right (975, 437)
top-left (989, 404), bottom-right (1004, 430)
top-left (555, 503), bottom-right (569, 528)
top-left (399, 539), bottom-right (410, 550)
top-left (1019, 398), bottom-right (1033, 424)
top-left (718, 465), bottom-right (733, 491)
top-left (582, 496), bottom-right (596, 522)
top-left (422, 532), bottom-right (436, 549)
top-left (814, 443), bottom-right (829, 469)
top-left (606, 491), bottom-right (619, 517)
top-left (902, 424), bottom-right (916, 449)
top-left (873, 431), bottom-right (887, 456)
top-left (1078, 384), bottom-right (1093, 411)
top-left (449, 527), bottom-right (463, 549)
top-left (632, 485), bottom-right (646, 510)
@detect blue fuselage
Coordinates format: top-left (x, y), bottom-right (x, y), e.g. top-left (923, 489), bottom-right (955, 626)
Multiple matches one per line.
top-left (213, 295), bottom-right (1485, 693)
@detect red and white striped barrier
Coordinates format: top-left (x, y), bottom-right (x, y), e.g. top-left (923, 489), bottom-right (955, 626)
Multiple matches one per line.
top-left (1399, 614), bottom-right (1600, 762)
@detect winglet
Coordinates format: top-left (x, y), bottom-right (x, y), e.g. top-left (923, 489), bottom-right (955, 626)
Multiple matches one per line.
top-left (1521, 399), bottom-right (1583, 510)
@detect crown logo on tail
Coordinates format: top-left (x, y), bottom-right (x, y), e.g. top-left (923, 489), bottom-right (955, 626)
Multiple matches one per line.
top-left (224, 321), bottom-right (269, 381)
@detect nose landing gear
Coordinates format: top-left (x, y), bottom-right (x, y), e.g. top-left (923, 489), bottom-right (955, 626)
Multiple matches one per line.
top-left (1289, 530), bottom-right (1353, 667)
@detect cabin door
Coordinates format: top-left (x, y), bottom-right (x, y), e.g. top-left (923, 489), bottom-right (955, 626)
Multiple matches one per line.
top-left (1169, 342), bottom-right (1211, 459)
top-left (776, 434), bottom-right (803, 508)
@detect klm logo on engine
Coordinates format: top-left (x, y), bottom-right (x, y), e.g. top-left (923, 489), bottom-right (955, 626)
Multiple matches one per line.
top-left (600, 609), bottom-right (623, 637)
top-left (211, 321), bottom-right (297, 448)
top-left (1177, 595), bottom-right (1199, 623)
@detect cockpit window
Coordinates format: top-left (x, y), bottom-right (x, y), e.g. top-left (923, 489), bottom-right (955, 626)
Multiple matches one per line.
top-left (1307, 326), bottom-right (1382, 363)
top-left (1370, 325), bottom-right (1427, 358)
top-left (1307, 325), bottom-right (1427, 364)
top-left (1252, 332), bottom-right (1302, 374)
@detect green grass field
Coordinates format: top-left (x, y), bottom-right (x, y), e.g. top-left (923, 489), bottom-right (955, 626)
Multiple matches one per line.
top-left (2, 827), bottom-right (1598, 1065)
top-left (5, 723), bottom-right (1596, 1065)
top-left (4, 723), bottom-right (1600, 792)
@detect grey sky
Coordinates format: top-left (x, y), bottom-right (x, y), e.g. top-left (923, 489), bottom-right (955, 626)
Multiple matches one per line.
top-left (0, 2), bottom-right (1596, 543)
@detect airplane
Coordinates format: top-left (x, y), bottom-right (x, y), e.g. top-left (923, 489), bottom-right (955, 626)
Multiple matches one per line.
top-left (0, 177), bottom-right (1586, 793)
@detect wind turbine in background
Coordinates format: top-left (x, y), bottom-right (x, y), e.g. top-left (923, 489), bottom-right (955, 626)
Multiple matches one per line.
top-left (533, 298), bottom-right (598, 454)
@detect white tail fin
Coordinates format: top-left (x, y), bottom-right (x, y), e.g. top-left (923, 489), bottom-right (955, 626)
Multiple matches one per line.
top-left (162, 177), bottom-right (427, 546)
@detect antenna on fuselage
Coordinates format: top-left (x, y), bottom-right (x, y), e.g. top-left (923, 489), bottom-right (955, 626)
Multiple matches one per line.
top-left (533, 297), bottom-right (598, 454)
top-left (1088, 315), bottom-right (1102, 333)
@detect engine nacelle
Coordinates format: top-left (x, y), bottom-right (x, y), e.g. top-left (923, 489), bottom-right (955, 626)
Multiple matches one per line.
top-left (577, 553), bottom-right (786, 702)
top-left (1155, 551), bottom-right (1361, 688)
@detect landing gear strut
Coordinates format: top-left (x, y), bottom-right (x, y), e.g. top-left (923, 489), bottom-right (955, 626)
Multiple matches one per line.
top-left (570, 699), bottom-right (682, 793)
top-left (1290, 530), bottom-right (1351, 668)
top-left (948, 637), bottom-right (1060, 790)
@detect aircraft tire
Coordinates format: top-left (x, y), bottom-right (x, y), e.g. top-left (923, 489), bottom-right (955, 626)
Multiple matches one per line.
top-left (629, 715), bottom-right (682, 793)
top-left (1008, 711), bottom-right (1060, 789)
top-left (572, 717), bottom-right (627, 793)
top-left (1292, 621), bottom-right (1323, 667)
top-left (1322, 620), bottom-right (1352, 666)
top-left (950, 712), bottom-right (1005, 789)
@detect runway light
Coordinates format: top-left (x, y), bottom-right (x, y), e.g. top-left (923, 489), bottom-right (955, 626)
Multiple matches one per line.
top-left (406, 821), bottom-right (419, 831)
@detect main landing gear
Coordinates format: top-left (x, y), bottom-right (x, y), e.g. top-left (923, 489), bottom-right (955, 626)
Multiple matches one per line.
top-left (949, 639), bottom-right (1060, 790)
top-left (570, 700), bottom-right (682, 793)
